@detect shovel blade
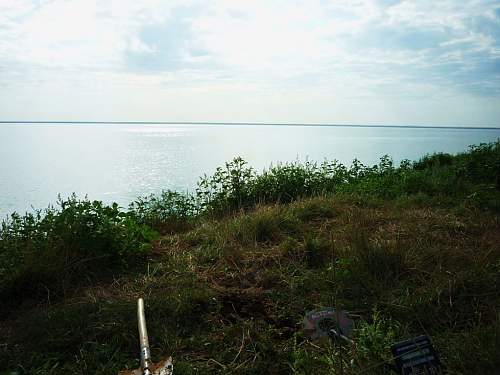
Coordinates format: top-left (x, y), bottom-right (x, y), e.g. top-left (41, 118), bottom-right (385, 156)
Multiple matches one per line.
top-left (118, 356), bottom-right (173, 375)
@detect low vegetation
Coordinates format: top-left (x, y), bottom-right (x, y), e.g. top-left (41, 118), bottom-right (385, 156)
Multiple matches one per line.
top-left (0, 141), bottom-right (499, 374)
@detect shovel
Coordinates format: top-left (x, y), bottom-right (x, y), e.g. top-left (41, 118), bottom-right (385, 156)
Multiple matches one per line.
top-left (119, 298), bottom-right (173, 375)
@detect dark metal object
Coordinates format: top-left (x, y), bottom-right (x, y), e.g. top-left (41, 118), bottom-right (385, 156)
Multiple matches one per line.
top-left (391, 335), bottom-right (443, 375)
top-left (303, 308), bottom-right (353, 341)
top-left (327, 328), bottom-right (354, 345)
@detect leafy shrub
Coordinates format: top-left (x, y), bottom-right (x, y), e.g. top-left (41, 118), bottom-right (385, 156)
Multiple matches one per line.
top-left (250, 160), bottom-right (328, 203)
top-left (0, 195), bottom-right (156, 311)
top-left (413, 152), bottom-right (454, 170)
top-left (129, 190), bottom-right (197, 232)
top-left (195, 156), bottom-right (255, 214)
top-left (462, 142), bottom-right (500, 187)
top-left (129, 140), bottom-right (500, 220)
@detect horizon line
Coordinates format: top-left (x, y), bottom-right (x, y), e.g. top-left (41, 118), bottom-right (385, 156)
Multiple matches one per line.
top-left (1, 120), bottom-right (499, 130)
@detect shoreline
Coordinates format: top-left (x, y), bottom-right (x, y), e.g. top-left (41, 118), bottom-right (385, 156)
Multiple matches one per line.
top-left (1, 120), bottom-right (500, 130)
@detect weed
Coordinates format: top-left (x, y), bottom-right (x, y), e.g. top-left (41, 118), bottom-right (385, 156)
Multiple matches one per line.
top-left (303, 234), bottom-right (330, 269)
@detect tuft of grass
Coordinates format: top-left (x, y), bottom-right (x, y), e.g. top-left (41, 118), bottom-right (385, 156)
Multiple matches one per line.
top-left (303, 234), bottom-right (330, 269)
top-left (349, 233), bottom-right (408, 289)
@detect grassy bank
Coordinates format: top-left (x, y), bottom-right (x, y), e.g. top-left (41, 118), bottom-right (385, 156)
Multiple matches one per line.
top-left (1, 142), bottom-right (499, 374)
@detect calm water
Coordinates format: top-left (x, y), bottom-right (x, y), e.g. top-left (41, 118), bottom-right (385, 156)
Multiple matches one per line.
top-left (1, 123), bottom-right (499, 215)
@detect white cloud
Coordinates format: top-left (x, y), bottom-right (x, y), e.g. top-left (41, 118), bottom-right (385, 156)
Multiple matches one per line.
top-left (190, 0), bottom-right (382, 74)
top-left (0, 0), bottom-right (499, 125)
top-left (385, 0), bottom-right (499, 55)
top-left (0, 0), bottom-right (189, 68)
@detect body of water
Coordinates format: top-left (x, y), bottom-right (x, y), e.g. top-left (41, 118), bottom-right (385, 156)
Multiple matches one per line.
top-left (1, 123), bottom-right (499, 215)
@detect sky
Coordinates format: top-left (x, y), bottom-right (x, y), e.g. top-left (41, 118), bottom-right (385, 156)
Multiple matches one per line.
top-left (0, 0), bottom-right (499, 127)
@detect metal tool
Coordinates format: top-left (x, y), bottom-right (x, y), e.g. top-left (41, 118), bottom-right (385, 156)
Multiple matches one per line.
top-left (136, 298), bottom-right (173, 375)
top-left (138, 298), bottom-right (153, 375)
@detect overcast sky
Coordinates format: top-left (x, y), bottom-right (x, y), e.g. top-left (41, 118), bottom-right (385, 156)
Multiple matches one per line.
top-left (0, 0), bottom-right (499, 126)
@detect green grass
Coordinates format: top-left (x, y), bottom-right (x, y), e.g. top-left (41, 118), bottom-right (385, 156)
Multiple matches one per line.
top-left (1, 141), bottom-right (499, 374)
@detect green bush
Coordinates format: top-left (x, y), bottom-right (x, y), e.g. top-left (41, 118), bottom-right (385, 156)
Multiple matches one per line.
top-left (128, 140), bottom-right (500, 219)
top-left (195, 156), bottom-right (255, 214)
top-left (0, 195), bottom-right (156, 311)
top-left (463, 142), bottom-right (500, 187)
top-left (129, 190), bottom-right (197, 232)
top-left (413, 152), bottom-right (454, 170)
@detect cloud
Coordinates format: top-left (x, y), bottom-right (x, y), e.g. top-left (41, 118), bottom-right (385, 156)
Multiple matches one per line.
top-left (0, 0), bottom-right (198, 68)
top-left (0, 0), bottom-right (499, 125)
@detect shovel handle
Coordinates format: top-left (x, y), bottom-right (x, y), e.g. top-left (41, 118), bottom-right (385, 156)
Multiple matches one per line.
top-left (138, 298), bottom-right (153, 375)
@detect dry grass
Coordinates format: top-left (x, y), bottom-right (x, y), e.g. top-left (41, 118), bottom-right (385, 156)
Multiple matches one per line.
top-left (1, 195), bottom-right (499, 374)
